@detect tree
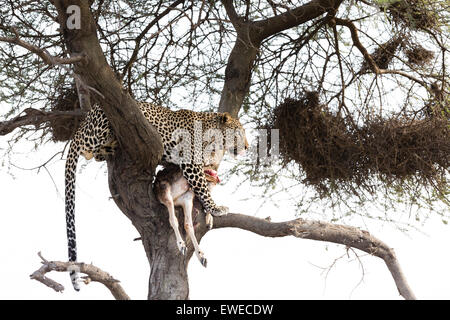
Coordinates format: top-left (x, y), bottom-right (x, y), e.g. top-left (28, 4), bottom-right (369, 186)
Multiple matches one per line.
top-left (0, 0), bottom-right (448, 300)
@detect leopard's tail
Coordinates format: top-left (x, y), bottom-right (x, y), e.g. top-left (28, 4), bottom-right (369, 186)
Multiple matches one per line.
top-left (65, 140), bottom-right (81, 291)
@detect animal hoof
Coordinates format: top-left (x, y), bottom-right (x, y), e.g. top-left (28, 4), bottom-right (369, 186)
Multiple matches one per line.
top-left (206, 214), bottom-right (214, 230)
top-left (200, 257), bottom-right (207, 268)
top-left (210, 205), bottom-right (228, 217)
top-left (180, 244), bottom-right (187, 256)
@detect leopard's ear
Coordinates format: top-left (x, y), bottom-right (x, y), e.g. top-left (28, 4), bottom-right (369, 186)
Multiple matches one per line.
top-left (219, 112), bottom-right (233, 124)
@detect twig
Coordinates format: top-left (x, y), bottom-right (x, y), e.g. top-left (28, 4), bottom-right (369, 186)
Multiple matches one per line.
top-left (333, 18), bottom-right (427, 87)
top-left (0, 27), bottom-right (87, 66)
top-left (121, 0), bottom-right (186, 79)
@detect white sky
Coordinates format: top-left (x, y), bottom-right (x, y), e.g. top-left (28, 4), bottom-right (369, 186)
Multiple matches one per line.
top-left (0, 1), bottom-right (448, 301)
top-left (0, 138), bottom-right (449, 300)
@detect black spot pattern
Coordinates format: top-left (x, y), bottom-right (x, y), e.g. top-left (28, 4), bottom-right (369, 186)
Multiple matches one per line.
top-left (65, 102), bottom-right (247, 290)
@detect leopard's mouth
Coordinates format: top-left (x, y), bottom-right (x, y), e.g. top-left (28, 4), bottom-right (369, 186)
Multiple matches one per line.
top-left (204, 169), bottom-right (220, 183)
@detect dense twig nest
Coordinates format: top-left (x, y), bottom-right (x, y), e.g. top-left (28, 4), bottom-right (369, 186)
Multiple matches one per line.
top-left (360, 36), bottom-right (436, 73)
top-left (404, 43), bottom-right (434, 66)
top-left (273, 93), bottom-right (363, 190)
top-left (386, 0), bottom-right (438, 30)
top-left (272, 93), bottom-right (449, 195)
top-left (361, 117), bottom-right (449, 178)
top-left (361, 36), bottom-right (403, 72)
top-left (48, 88), bottom-right (81, 141)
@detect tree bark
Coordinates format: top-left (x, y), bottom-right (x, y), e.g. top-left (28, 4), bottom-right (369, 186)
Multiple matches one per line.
top-left (212, 213), bottom-right (416, 300)
top-left (218, 34), bottom-right (260, 118)
top-left (218, 0), bottom-right (260, 117)
top-left (53, 0), bottom-right (163, 169)
top-left (51, 0), bottom-right (184, 299)
top-left (46, 0), bottom-right (415, 300)
top-left (107, 150), bottom-right (200, 299)
top-left (218, 0), bottom-right (343, 116)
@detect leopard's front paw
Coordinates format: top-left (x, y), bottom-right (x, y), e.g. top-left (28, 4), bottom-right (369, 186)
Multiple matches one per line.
top-left (210, 205), bottom-right (229, 217)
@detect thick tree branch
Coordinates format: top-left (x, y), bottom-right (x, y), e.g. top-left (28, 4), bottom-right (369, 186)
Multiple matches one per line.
top-left (0, 108), bottom-right (84, 136)
top-left (218, 0), bottom-right (343, 117)
top-left (218, 0), bottom-right (259, 117)
top-left (213, 213), bottom-right (416, 300)
top-left (253, 0), bottom-right (344, 42)
top-left (221, 0), bottom-right (241, 29)
top-left (30, 252), bottom-right (130, 300)
top-left (52, 0), bottom-right (163, 169)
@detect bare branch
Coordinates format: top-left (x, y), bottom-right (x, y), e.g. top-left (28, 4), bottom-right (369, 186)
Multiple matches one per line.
top-left (333, 18), bottom-right (427, 87)
top-left (121, 0), bottom-right (186, 79)
top-left (30, 252), bottom-right (130, 300)
top-left (0, 27), bottom-right (87, 66)
top-left (0, 108), bottom-right (84, 136)
top-left (333, 18), bottom-right (379, 74)
top-left (253, 0), bottom-right (344, 41)
top-left (213, 213), bottom-right (416, 300)
top-left (221, 0), bottom-right (241, 28)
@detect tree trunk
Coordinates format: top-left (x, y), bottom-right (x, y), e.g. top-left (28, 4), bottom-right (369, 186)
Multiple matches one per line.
top-left (52, 0), bottom-right (200, 299)
top-left (106, 150), bottom-right (214, 299)
top-left (107, 149), bottom-right (196, 299)
top-left (47, 0), bottom-right (415, 300)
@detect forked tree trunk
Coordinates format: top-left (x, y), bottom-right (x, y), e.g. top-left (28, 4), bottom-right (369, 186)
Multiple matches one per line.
top-left (49, 0), bottom-right (415, 300)
top-left (107, 150), bottom-right (209, 299)
top-left (106, 150), bottom-right (186, 299)
top-left (52, 0), bottom-right (203, 299)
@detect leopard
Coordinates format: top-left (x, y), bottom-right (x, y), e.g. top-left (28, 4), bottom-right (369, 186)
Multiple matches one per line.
top-left (64, 102), bottom-right (248, 291)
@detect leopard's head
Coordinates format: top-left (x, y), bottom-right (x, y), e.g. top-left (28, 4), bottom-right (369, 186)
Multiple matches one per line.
top-left (218, 112), bottom-right (249, 157)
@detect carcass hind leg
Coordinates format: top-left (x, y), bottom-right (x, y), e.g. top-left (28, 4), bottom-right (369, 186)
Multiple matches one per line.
top-left (181, 192), bottom-right (207, 267)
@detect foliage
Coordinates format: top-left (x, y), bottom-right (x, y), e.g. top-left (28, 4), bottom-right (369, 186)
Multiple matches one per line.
top-left (0, 0), bottom-right (448, 221)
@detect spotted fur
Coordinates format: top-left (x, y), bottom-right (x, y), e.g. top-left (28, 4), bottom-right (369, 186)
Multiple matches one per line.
top-left (65, 102), bottom-right (247, 291)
